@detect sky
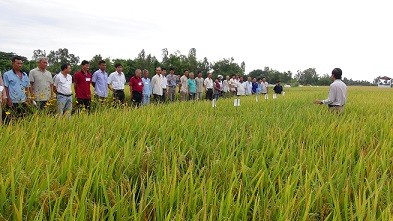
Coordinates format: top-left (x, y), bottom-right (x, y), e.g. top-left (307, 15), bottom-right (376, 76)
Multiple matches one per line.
top-left (1, 0), bottom-right (392, 82)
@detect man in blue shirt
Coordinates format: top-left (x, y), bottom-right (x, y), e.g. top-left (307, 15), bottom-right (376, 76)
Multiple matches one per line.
top-left (142, 69), bottom-right (152, 105)
top-left (3, 56), bottom-right (31, 118)
top-left (92, 60), bottom-right (109, 101)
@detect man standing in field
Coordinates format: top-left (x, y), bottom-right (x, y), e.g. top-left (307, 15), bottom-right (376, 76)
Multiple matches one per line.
top-left (204, 72), bottom-right (214, 100)
top-left (3, 56), bottom-right (31, 118)
top-left (142, 69), bottom-right (152, 105)
top-left (314, 68), bottom-right (347, 113)
top-left (0, 72), bottom-right (7, 124)
top-left (245, 76), bottom-right (253, 95)
top-left (151, 67), bottom-right (163, 102)
top-left (229, 75), bottom-right (237, 96)
top-left (195, 71), bottom-right (204, 100)
top-left (260, 77), bottom-right (269, 100)
top-left (273, 81), bottom-right (283, 99)
top-left (234, 76), bottom-right (246, 106)
top-left (108, 63), bottom-right (126, 104)
top-left (222, 75), bottom-right (230, 97)
top-left (187, 72), bottom-right (197, 100)
top-left (29, 57), bottom-right (54, 109)
top-left (53, 64), bottom-right (73, 117)
top-left (92, 60), bottom-right (109, 101)
top-left (74, 60), bottom-right (92, 111)
top-left (161, 68), bottom-right (168, 102)
top-left (167, 67), bottom-right (177, 102)
top-left (129, 69), bottom-right (144, 106)
top-left (179, 70), bottom-right (189, 101)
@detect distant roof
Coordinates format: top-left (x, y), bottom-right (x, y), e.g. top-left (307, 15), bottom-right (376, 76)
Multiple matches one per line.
top-left (379, 76), bottom-right (391, 80)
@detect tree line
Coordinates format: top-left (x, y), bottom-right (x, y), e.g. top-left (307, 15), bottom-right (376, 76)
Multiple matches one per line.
top-left (0, 49), bottom-right (373, 86)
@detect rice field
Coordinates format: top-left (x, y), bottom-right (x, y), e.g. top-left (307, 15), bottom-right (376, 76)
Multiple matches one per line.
top-left (0, 86), bottom-right (392, 220)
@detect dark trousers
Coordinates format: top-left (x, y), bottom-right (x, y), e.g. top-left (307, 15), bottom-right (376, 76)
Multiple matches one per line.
top-left (77, 98), bottom-right (91, 111)
top-left (37, 100), bottom-right (47, 109)
top-left (153, 94), bottom-right (162, 103)
top-left (114, 90), bottom-right (125, 104)
top-left (189, 93), bottom-right (196, 100)
top-left (162, 89), bottom-right (167, 102)
top-left (206, 89), bottom-right (213, 100)
top-left (12, 103), bottom-right (31, 118)
top-left (132, 91), bottom-right (142, 106)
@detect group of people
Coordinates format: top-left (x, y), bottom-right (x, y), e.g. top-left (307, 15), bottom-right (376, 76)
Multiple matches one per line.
top-left (0, 56), bottom-right (347, 124)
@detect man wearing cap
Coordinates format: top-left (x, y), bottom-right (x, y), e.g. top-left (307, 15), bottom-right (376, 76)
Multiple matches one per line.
top-left (314, 68), bottom-right (347, 113)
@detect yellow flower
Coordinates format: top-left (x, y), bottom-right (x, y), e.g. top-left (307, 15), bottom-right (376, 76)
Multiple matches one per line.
top-left (5, 111), bottom-right (10, 115)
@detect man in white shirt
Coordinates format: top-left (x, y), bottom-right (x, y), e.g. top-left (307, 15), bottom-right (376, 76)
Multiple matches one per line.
top-left (161, 68), bottom-right (168, 102)
top-left (108, 63), bottom-right (126, 104)
top-left (151, 67), bottom-right (163, 102)
top-left (204, 72), bottom-right (214, 100)
top-left (245, 76), bottom-right (253, 95)
top-left (314, 68), bottom-right (347, 113)
top-left (53, 64), bottom-right (73, 117)
top-left (222, 75), bottom-right (230, 97)
top-left (236, 76), bottom-right (246, 96)
top-left (179, 70), bottom-right (189, 101)
top-left (260, 77), bottom-right (269, 99)
top-left (229, 75), bottom-right (237, 96)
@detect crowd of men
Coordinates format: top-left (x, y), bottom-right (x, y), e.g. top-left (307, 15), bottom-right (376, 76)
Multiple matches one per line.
top-left (0, 56), bottom-right (287, 123)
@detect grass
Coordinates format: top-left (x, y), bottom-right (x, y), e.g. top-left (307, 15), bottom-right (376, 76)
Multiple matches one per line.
top-left (0, 86), bottom-right (393, 220)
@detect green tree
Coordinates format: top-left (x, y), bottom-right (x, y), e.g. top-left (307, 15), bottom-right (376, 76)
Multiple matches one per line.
top-left (32, 49), bottom-right (47, 61)
top-left (47, 48), bottom-right (80, 73)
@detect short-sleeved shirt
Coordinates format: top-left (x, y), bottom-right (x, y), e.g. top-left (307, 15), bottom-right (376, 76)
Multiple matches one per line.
top-left (236, 81), bottom-right (246, 96)
top-left (180, 75), bottom-right (188, 92)
top-left (195, 77), bottom-right (204, 93)
top-left (29, 68), bottom-right (53, 101)
top-left (260, 82), bottom-right (268, 94)
top-left (92, 69), bottom-right (108, 97)
top-left (142, 77), bottom-right (151, 95)
top-left (188, 79), bottom-right (196, 93)
top-left (204, 78), bottom-right (213, 89)
top-left (3, 69), bottom-right (30, 103)
top-left (73, 70), bottom-right (92, 99)
top-left (129, 76), bottom-right (143, 92)
top-left (108, 71), bottom-right (126, 90)
top-left (167, 74), bottom-right (177, 87)
top-left (53, 72), bottom-right (72, 95)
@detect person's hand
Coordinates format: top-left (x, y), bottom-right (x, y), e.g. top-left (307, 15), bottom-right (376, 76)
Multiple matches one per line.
top-left (313, 100), bottom-right (322, 104)
top-left (7, 99), bottom-right (13, 107)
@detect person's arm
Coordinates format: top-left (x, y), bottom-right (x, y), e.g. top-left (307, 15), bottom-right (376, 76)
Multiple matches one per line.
top-left (107, 74), bottom-right (113, 92)
top-left (0, 75), bottom-right (6, 103)
top-left (29, 71), bottom-right (34, 98)
top-left (314, 85), bottom-right (334, 104)
top-left (91, 73), bottom-right (96, 88)
top-left (73, 73), bottom-right (78, 97)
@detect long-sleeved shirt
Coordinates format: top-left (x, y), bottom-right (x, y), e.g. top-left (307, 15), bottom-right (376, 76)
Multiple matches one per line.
top-left (151, 74), bottom-right (163, 95)
top-left (322, 79), bottom-right (347, 106)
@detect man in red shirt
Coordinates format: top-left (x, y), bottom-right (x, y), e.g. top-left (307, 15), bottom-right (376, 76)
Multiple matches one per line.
top-left (129, 69), bottom-right (143, 106)
top-left (74, 60), bottom-right (92, 111)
